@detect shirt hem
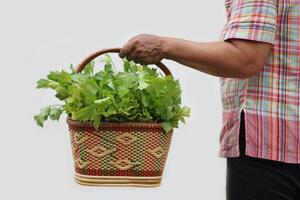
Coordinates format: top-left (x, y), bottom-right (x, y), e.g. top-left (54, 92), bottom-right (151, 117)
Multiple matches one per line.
top-left (219, 149), bottom-right (300, 164)
top-left (223, 27), bottom-right (275, 45)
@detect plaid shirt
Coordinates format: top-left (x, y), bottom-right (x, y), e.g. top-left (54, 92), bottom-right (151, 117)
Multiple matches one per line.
top-left (219, 0), bottom-right (300, 163)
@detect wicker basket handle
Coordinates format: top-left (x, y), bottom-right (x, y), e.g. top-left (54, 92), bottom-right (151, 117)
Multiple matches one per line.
top-left (76, 47), bottom-right (172, 76)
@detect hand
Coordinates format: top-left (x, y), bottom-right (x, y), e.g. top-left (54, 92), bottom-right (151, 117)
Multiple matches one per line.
top-left (119, 34), bottom-right (166, 65)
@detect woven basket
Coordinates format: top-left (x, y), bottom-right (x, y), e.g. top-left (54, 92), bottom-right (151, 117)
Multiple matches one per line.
top-left (67, 48), bottom-right (174, 187)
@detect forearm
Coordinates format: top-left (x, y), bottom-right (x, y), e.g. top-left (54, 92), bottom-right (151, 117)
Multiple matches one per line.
top-left (119, 34), bottom-right (271, 77)
top-left (161, 37), bottom-right (253, 78)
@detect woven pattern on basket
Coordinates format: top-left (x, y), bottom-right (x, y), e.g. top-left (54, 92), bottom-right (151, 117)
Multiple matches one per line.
top-left (67, 119), bottom-right (173, 177)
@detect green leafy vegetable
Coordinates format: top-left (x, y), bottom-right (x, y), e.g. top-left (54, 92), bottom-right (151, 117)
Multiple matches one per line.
top-left (34, 106), bottom-right (63, 127)
top-left (34, 55), bottom-right (191, 133)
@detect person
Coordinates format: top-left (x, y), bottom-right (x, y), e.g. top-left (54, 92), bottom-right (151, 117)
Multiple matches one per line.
top-left (119, 0), bottom-right (300, 199)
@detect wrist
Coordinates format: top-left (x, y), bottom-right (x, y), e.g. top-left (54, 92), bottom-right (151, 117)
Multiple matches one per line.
top-left (160, 36), bottom-right (172, 59)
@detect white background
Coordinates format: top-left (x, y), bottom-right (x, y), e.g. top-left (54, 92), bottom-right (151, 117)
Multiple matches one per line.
top-left (0, 0), bottom-right (227, 199)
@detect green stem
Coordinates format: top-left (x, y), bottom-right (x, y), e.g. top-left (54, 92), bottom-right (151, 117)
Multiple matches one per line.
top-left (49, 104), bottom-right (64, 107)
top-left (111, 61), bottom-right (117, 74)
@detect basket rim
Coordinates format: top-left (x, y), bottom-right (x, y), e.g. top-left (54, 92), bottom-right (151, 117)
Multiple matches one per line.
top-left (66, 117), bottom-right (165, 129)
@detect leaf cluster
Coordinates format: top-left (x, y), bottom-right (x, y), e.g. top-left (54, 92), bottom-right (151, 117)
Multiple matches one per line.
top-left (34, 55), bottom-right (190, 133)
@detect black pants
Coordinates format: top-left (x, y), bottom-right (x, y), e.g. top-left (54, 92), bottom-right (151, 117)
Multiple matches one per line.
top-left (226, 110), bottom-right (300, 200)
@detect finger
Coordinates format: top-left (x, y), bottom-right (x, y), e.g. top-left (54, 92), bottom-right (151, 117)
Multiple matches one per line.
top-left (141, 60), bottom-right (151, 65)
top-left (119, 40), bottom-right (136, 58)
top-left (126, 46), bottom-right (139, 62)
top-left (119, 45), bottom-right (131, 58)
top-left (134, 52), bottom-right (147, 64)
top-left (142, 57), bottom-right (155, 65)
top-left (134, 55), bottom-right (143, 64)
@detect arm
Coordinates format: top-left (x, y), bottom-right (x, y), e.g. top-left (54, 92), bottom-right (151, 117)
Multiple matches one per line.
top-left (119, 34), bottom-right (272, 79)
top-left (162, 37), bottom-right (272, 78)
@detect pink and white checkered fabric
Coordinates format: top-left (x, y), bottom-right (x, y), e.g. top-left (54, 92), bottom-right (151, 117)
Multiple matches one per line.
top-left (219, 0), bottom-right (300, 163)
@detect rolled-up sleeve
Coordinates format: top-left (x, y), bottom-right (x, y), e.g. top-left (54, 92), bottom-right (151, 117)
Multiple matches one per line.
top-left (223, 0), bottom-right (278, 44)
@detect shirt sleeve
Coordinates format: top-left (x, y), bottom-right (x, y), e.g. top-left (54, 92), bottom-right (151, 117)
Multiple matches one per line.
top-left (223, 0), bottom-right (278, 44)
